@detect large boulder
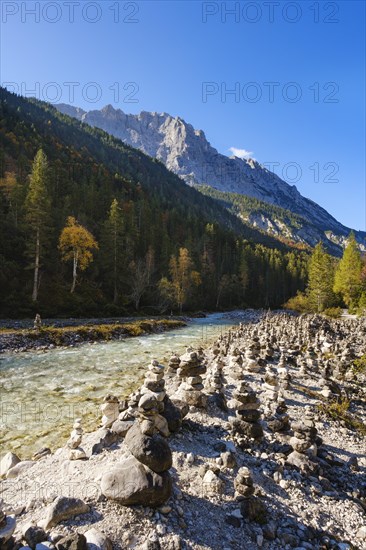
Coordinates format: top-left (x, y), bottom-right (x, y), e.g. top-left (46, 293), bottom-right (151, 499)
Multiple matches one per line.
top-left (100, 455), bottom-right (172, 507)
top-left (124, 424), bottom-right (172, 473)
top-left (43, 497), bottom-right (89, 530)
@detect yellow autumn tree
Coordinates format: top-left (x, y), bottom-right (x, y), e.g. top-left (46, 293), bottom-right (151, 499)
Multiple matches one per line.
top-left (59, 217), bottom-right (98, 293)
top-left (159, 247), bottom-right (201, 313)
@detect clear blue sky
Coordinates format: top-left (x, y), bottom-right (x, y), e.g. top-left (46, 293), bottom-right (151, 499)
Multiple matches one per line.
top-left (1, 0), bottom-right (365, 230)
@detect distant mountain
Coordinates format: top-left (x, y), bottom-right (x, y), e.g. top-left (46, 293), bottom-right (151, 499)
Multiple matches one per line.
top-left (56, 103), bottom-right (365, 255)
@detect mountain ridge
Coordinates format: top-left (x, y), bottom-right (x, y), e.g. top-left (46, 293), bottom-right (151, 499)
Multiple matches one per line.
top-left (56, 102), bottom-right (365, 255)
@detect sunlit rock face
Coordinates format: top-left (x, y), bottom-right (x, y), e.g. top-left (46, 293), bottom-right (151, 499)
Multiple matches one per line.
top-left (56, 103), bottom-right (366, 254)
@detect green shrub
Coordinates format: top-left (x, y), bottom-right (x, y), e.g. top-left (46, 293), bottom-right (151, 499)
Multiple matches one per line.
top-left (283, 292), bottom-right (311, 313)
top-left (353, 354), bottom-right (366, 374)
top-left (323, 307), bottom-right (342, 318)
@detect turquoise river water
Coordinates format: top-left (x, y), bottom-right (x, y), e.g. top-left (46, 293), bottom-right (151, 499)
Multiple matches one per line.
top-left (0, 313), bottom-right (238, 459)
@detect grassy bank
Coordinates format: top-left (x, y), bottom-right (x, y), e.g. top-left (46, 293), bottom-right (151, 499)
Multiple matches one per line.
top-left (0, 319), bottom-right (186, 353)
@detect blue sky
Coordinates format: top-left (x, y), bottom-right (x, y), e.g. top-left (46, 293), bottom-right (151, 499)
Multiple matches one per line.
top-left (1, 0), bottom-right (365, 230)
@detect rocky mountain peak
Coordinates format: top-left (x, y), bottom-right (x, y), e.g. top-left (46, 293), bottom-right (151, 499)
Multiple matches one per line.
top-left (55, 103), bottom-right (365, 252)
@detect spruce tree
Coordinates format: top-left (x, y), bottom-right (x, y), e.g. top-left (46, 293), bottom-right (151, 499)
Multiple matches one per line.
top-left (25, 149), bottom-right (51, 302)
top-left (307, 242), bottom-right (334, 312)
top-left (333, 233), bottom-right (362, 308)
top-left (104, 199), bottom-right (124, 303)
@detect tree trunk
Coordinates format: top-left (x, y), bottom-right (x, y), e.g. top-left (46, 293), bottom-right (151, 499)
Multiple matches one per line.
top-left (113, 233), bottom-right (118, 304)
top-left (71, 251), bottom-right (78, 293)
top-left (32, 228), bottom-right (40, 302)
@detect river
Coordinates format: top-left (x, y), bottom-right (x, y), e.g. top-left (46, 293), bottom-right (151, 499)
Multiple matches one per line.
top-left (0, 313), bottom-right (242, 459)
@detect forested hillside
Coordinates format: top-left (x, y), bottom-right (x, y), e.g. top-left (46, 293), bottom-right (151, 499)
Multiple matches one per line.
top-left (0, 89), bottom-right (308, 317)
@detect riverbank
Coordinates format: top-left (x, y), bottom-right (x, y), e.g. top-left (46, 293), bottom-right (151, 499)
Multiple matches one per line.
top-left (0, 312), bottom-right (365, 550)
top-left (0, 319), bottom-right (186, 354)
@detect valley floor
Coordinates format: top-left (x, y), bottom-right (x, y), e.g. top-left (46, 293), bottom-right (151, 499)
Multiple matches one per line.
top-left (0, 314), bottom-right (365, 550)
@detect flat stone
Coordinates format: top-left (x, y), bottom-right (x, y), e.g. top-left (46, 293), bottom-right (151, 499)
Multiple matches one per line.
top-left (43, 497), bottom-right (89, 529)
top-left (6, 460), bottom-right (35, 479)
top-left (110, 419), bottom-right (135, 437)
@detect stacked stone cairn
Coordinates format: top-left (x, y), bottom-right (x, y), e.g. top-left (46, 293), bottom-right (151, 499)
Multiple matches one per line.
top-left (173, 348), bottom-right (207, 407)
top-left (305, 346), bottom-right (319, 374)
top-left (277, 353), bottom-right (291, 390)
top-left (101, 360), bottom-right (173, 507)
top-left (101, 395), bottom-right (119, 428)
top-left (243, 345), bottom-right (261, 373)
top-left (228, 348), bottom-right (244, 381)
top-left (262, 366), bottom-right (280, 403)
top-left (266, 397), bottom-right (290, 433)
top-left (166, 353), bottom-right (180, 377)
top-left (205, 355), bottom-right (225, 394)
top-left (262, 338), bottom-right (275, 362)
top-left (66, 417), bottom-right (86, 460)
top-left (287, 412), bottom-right (319, 471)
top-left (230, 380), bottom-right (263, 440)
top-left (234, 467), bottom-right (267, 522)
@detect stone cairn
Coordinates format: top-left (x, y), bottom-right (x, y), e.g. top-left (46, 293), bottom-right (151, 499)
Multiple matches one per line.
top-left (166, 353), bottom-right (180, 377)
top-left (101, 361), bottom-right (173, 507)
top-left (266, 398), bottom-right (290, 433)
top-left (0, 500), bottom-right (16, 547)
top-left (205, 355), bottom-right (225, 394)
top-left (227, 348), bottom-right (244, 381)
top-left (230, 380), bottom-right (263, 440)
top-left (138, 359), bottom-right (169, 437)
top-left (234, 467), bottom-right (267, 522)
top-left (101, 395), bottom-right (119, 428)
top-left (66, 417), bottom-right (86, 460)
top-left (234, 466), bottom-right (255, 499)
top-left (33, 313), bottom-right (42, 331)
top-left (277, 353), bottom-right (291, 390)
top-left (287, 412), bottom-right (318, 471)
top-left (262, 366), bottom-right (280, 403)
top-left (174, 348), bottom-right (207, 407)
top-left (243, 345), bottom-right (261, 373)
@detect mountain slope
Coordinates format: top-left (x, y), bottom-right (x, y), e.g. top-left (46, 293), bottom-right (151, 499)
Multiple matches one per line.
top-left (0, 88), bottom-right (308, 316)
top-left (56, 103), bottom-right (365, 254)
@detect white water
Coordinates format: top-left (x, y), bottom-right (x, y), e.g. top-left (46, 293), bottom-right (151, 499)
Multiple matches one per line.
top-left (0, 314), bottom-right (238, 458)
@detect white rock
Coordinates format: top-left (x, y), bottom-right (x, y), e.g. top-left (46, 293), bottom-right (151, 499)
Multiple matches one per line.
top-left (84, 527), bottom-right (112, 549)
top-left (0, 452), bottom-right (20, 477)
top-left (6, 460), bottom-right (35, 479)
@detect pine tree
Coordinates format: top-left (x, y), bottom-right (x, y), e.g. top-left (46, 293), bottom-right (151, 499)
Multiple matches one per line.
top-left (333, 233), bottom-right (362, 308)
top-left (59, 217), bottom-right (98, 293)
top-left (307, 242), bottom-right (334, 312)
top-left (25, 149), bottom-right (51, 302)
top-left (104, 199), bottom-right (124, 303)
